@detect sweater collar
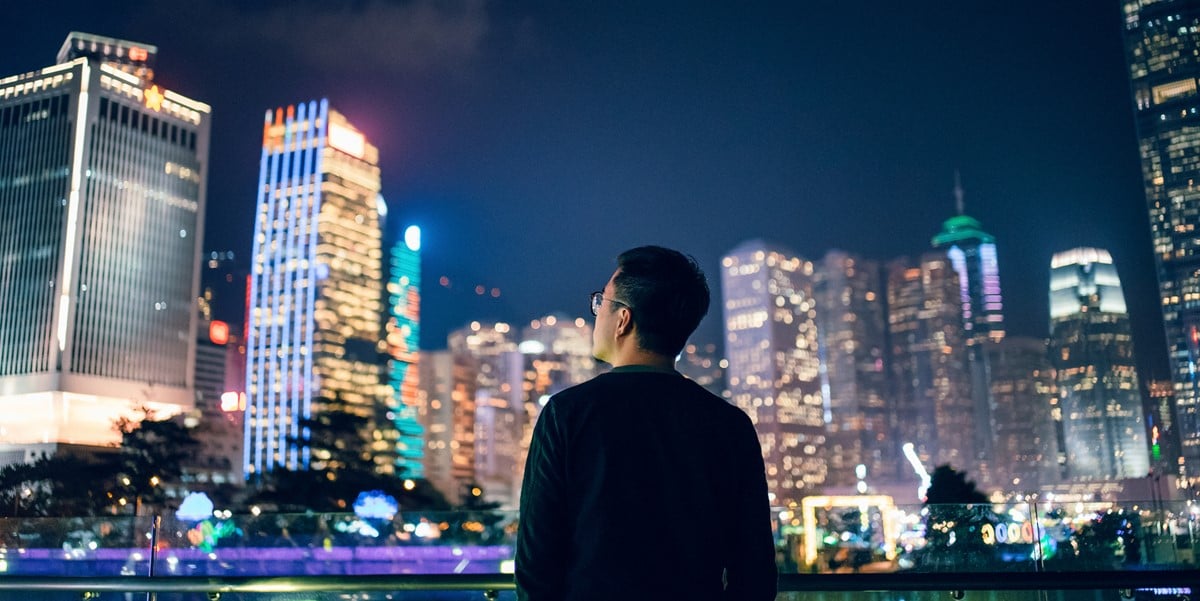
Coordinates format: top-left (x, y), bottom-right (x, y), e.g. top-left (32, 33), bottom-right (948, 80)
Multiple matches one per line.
top-left (610, 364), bottom-right (681, 376)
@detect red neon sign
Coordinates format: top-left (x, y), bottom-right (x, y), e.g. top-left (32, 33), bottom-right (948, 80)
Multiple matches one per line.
top-left (209, 320), bottom-right (230, 345)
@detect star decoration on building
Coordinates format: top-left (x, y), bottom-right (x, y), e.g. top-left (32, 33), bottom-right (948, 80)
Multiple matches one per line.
top-left (144, 85), bottom-right (163, 112)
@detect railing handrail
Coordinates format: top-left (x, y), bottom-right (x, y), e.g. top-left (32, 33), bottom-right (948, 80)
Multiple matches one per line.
top-left (0, 570), bottom-right (1195, 593)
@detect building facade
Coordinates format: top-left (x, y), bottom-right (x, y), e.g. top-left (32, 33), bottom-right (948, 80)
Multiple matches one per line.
top-left (721, 240), bottom-right (826, 505)
top-left (243, 101), bottom-right (390, 478)
top-left (0, 33), bottom-right (210, 463)
top-left (887, 253), bottom-right (976, 478)
top-left (985, 336), bottom-right (1060, 492)
top-left (448, 322), bottom-right (517, 506)
top-left (418, 350), bottom-right (477, 504)
top-left (677, 342), bottom-right (727, 399)
top-left (1049, 248), bottom-right (1150, 480)
top-left (1122, 0), bottom-right (1200, 480)
top-left (814, 250), bottom-right (893, 487)
top-left (386, 226), bottom-right (424, 477)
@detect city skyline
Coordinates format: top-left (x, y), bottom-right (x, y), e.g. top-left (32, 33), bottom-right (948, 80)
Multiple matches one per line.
top-left (1, 3), bottom-right (1165, 379)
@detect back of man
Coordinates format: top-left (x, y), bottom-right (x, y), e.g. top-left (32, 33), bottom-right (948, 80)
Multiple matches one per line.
top-left (515, 246), bottom-right (777, 600)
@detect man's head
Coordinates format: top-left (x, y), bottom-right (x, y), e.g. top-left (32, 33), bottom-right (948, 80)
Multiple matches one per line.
top-left (591, 246), bottom-right (710, 365)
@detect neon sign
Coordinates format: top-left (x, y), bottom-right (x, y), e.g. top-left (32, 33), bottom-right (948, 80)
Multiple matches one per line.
top-left (328, 122), bottom-right (365, 158)
top-left (209, 320), bottom-right (229, 345)
top-left (981, 522), bottom-right (1036, 545)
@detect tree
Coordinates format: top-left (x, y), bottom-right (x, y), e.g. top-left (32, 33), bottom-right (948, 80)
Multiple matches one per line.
top-left (108, 413), bottom-right (201, 514)
top-left (246, 393), bottom-right (449, 513)
top-left (0, 455), bottom-right (111, 517)
top-left (917, 464), bottom-right (999, 571)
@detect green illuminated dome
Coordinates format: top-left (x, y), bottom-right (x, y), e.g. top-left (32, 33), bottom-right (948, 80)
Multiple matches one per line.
top-left (932, 214), bottom-right (994, 247)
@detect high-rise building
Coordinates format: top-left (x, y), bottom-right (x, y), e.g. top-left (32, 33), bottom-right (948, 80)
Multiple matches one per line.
top-left (677, 342), bottom-right (727, 399)
top-left (449, 322), bottom-right (518, 505)
top-left (243, 101), bottom-right (391, 478)
top-left (176, 317), bottom-right (244, 495)
top-left (0, 33), bottom-right (210, 464)
top-left (1049, 248), bottom-right (1149, 480)
top-left (985, 337), bottom-right (1060, 491)
top-left (1122, 0), bottom-right (1200, 480)
top-left (520, 314), bottom-right (597, 389)
top-left (1145, 379), bottom-right (1184, 481)
top-left (198, 250), bottom-right (244, 327)
top-left (721, 240), bottom-right (826, 505)
top-left (418, 350), bottom-right (477, 504)
top-left (385, 225), bottom-right (424, 477)
top-left (815, 250), bottom-right (893, 487)
top-left (887, 253), bottom-right (975, 477)
top-left (930, 177), bottom-right (1004, 472)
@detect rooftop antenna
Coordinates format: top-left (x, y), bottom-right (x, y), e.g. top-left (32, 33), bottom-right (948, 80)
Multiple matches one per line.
top-left (954, 170), bottom-right (965, 215)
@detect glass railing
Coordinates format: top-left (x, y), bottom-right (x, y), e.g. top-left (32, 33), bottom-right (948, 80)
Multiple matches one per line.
top-left (0, 502), bottom-right (1195, 599)
top-left (777, 498), bottom-right (1198, 573)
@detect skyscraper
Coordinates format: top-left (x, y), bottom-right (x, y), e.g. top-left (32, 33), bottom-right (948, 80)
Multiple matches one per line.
top-left (985, 336), bottom-right (1060, 491)
top-left (814, 250), bottom-right (893, 487)
top-left (677, 342), bottom-right (727, 399)
top-left (386, 225), bottom-right (424, 477)
top-left (1122, 0), bottom-right (1200, 480)
top-left (0, 33), bottom-right (210, 463)
top-left (722, 240), bottom-right (826, 505)
top-left (243, 101), bottom-right (390, 478)
top-left (418, 349), bottom-right (477, 504)
top-left (1049, 248), bottom-right (1149, 480)
top-left (449, 322), bottom-right (515, 504)
top-left (930, 177), bottom-right (1004, 472)
top-left (887, 253), bottom-right (975, 477)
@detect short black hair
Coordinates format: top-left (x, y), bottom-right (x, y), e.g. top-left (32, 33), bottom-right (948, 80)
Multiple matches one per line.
top-left (611, 246), bottom-right (710, 357)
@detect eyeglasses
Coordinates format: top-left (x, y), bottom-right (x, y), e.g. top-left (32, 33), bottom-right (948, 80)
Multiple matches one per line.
top-left (590, 291), bottom-right (632, 316)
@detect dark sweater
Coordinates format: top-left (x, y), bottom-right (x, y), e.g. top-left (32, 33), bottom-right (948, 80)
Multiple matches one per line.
top-left (515, 366), bottom-right (777, 601)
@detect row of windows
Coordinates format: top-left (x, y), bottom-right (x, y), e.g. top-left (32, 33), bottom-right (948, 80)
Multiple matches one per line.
top-left (0, 93), bottom-right (71, 376)
top-left (0, 94), bottom-right (70, 128)
top-left (97, 96), bottom-right (196, 150)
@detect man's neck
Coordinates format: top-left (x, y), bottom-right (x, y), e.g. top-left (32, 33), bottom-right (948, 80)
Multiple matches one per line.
top-left (608, 352), bottom-right (674, 370)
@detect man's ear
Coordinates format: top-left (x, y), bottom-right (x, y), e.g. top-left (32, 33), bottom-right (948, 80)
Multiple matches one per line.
top-left (616, 307), bottom-right (633, 337)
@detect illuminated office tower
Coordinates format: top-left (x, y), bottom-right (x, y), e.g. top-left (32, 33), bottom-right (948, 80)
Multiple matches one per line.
top-left (930, 177), bottom-right (1004, 471)
top-left (521, 314), bottom-right (598, 389)
top-left (244, 101), bottom-right (390, 477)
top-left (449, 321), bottom-right (518, 504)
top-left (418, 350), bottom-right (477, 504)
top-left (1123, 1), bottom-right (1200, 478)
top-left (474, 388), bottom-right (521, 508)
top-left (677, 342), bottom-right (727, 399)
top-left (985, 337), bottom-right (1060, 491)
top-left (1049, 248), bottom-right (1149, 480)
top-left (450, 321), bottom-right (521, 409)
top-left (1145, 379), bottom-right (1183, 480)
top-left (887, 253), bottom-right (975, 477)
top-left (721, 240), bottom-right (826, 505)
top-left (177, 316), bottom-right (244, 495)
top-left (385, 225), bottom-right (424, 477)
top-left (0, 33), bottom-right (209, 463)
top-left (815, 250), bottom-right (893, 487)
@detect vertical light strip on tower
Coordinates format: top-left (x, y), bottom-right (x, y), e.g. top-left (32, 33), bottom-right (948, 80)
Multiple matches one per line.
top-left (302, 99), bottom-right (329, 468)
top-left (245, 108), bottom-right (274, 477)
top-left (388, 225), bottom-right (424, 476)
top-left (56, 60), bottom-right (88, 353)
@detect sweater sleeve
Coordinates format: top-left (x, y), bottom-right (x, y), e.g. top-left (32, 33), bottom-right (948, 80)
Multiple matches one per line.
top-left (723, 411), bottom-right (778, 600)
top-left (515, 399), bottom-right (570, 601)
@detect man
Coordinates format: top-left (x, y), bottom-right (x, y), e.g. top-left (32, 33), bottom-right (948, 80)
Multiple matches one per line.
top-left (516, 245), bottom-right (777, 600)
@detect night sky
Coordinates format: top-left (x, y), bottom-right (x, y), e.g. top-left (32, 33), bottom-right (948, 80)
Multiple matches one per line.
top-left (5, 2), bottom-right (1167, 377)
